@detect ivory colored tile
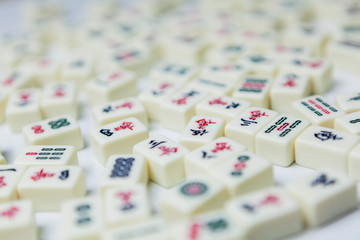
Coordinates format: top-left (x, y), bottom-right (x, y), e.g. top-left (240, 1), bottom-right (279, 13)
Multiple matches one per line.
top-left (104, 184), bottom-right (150, 229)
top-left (138, 81), bottom-right (182, 121)
top-left (22, 115), bottom-right (84, 150)
top-left (14, 145), bottom-right (78, 167)
top-left (92, 98), bottom-right (147, 126)
top-left (0, 165), bottom-right (26, 203)
top-left (349, 144), bottom-right (360, 180)
top-left (184, 137), bottom-right (246, 177)
top-left (179, 116), bottom-right (225, 151)
top-left (0, 154), bottom-right (5, 165)
top-left (256, 115), bottom-right (310, 167)
top-left (60, 55), bottom-right (94, 87)
top-left (200, 63), bottom-right (250, 82)
top-left (159, 88), bottom-right (209, 131)
top-left (232, 76), bottom-right (272, 108)
top-left (41, 82), bottom-right (78, 119)
top-left (196, 95), bottom-right (252, 123)
top-left (205, 43), bottom-right (249, 64)
top-left (334, 112), bottom-right (360, 135)
top-left (28, 58), bottom-right (60, 85)
top-left (295, 126), bottom-right (359, 173)
top-left (17, 166), bottom-right (87, 211)
top-left (61, 197), bottom-right (103, 240)
top-left (335, 92), bottom-right (360, 113)
top-left (225, 187), bottom-right (303, 240)
top-left (90, 117), bottom-right (148, 165)
top-left (270, 72), bottom-right (311, 114)
top-left (225, 107), bottom-right (278, 152)
top-left (0, 90), bottom-right (8, 123)
top-left (159, 175), bottom-right (228, 221)
top-left (85, 70), bottom-right (137, 106)
top-left (207, 152), bottom-right (274, 197)
top-left (100, 154), bottom-right (148, 194)
top-left (286, 170), bottom-right (357, 227)
top-left (149, 61), bottom-right (198, 84)
top-left (0, 200), bottom-right (37, 240)
top-left (240, 54), bottom-right (277, 77)
top-left (267, 44), bottom-right (313, 63)
top-left (187, 77), bottom-right (237, 96)
top-left (292, 95), bottom-right (345, 128)
top-left (171, 210), bottom-right (246, 240)
top-left (133, 135), bottom-right (188, 188)
top-left (5, 88), bottom-right (42, 132)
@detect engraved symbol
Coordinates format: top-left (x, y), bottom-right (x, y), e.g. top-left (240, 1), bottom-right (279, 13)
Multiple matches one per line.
top-left (114, 51), bottom-right (139, 62)
top-left (311, 174), bottom-right (336, 186)
top-left (149, 140), bottom-right (166, 149)
top-left (240, 118), bottom-right (257, 126)
top-left (249, 110), bottom-right (269, 120)
top-left (190, 129), bottom-right (208, 136)
top-left (100, 129), bottom-right (113, 137)
top-left (115, 101), bottom-right (133, 109)
top-left (347, 93), bottom-right (360, 102)
top-left (0, 176), bottom-right (6, 188)
top-left (110, 158), bottom-right (134, 178)
top-left (32, 125), bottom-right (44, 134)
top-left (181, 182), bottom-right (208, 196)
top-left (208, 98), bottom-right (227, 105)
top-left (114, 122), bottom-right (134, 131)
top-left (225, 102), bottom-right (240, 109)
top-left (189, 222), bottom-right (201, 240)
top-left (196, 118), bottom-right (216, 130)
top-left (172, 91), bottom-right (199, 105)
top-left (53, 86), bottom-right (65, 97)
top-left (48, 118), bottom-right (70, 129)
top-left (211, 142), bottom-right (231, 153)
top-left (231, 155), bottom-right (249, 176)
top-left (17, 92), bottom-right (31, 106)
top-left (206, 219), bottom-right (228, 231)
top-left (59, 170), bottom-right (69, 180)
top-left (158, 146), bottom-right (178, 156)
top-left (117, 191), bottom-right (135, 211)
top-left (242, 194), bottom-right (280, 213)
top-left (0, 206), bottom-right (19, 219)
top-left (2, 73), bottom-right (18, 86)
top-left (76, 204), bottom-right (91, 225)
top-left (314, 131), bottom-right (343, 141)
top-left (31, 169), bottom-right (55, 181)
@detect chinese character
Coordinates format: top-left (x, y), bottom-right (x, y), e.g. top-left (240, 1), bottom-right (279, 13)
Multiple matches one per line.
top-left (103, 106), bottom-right (113, 113)
top-left (158, 146), bottom-right (178, 156)
top-left (114, 122), bottom-right (134, 131)
top-left (209, 98), bottom-right (227, 105)
top-left (115, 101), bottom-right (133, 109)
top-left (311, 174), bottom-right (336, 186)
top-left (31, 169), bottom-right (55, 181)
top-left (32, 125), bottom-right (44, 134)
top-left (0, 176), bottom-right (6, 188)
top-left (258, 194), bottom-right (280, 206)
top-left (196, 118), bottom-right (216, 129)
top-left (0, 206), bottom-right (19, 219)
top-left (240, 118), bottom-right (257, 126)
top-left (117, 191), bottom-right (135, 211)
top-left (314, 131), bottom-right (343, 141)
top-left (211, 142), bottom-right (231, 153)
top-left (249, 110), bottom-right (268, 120)
top-left (172, 96), bottom-right (188, 105)
top-left (206, 219), bottom-right (228, 232)
top-left (190, 129), bottom-right (208, 136)
top-left (225, 102), bottom-right (240, 109)
top-left (100, 129), bottom-right (113, 137)
top-left (149, 140), bottom-right (166, 149)
top-left (201, 151), bottom-right (216, 159)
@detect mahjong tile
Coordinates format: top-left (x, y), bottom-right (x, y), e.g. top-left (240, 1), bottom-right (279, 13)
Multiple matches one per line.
top-left (5, 88), bottom-right (42, 132)
top-left (102, 218), bottom-right (168, 240)
top-left (149, 61), bottom-right (199, 85)
top-left (292, 95), bottom-right (345, 127)
top-left (90, 117), bottom-right (148, 165)
top-left (85, 70), bottom-right (137, 106)
top-left (225, 187), bottom-right (303, 240)
top-left (61, 197), bottom-right (103, 240)
top-left (41, 82), bottom-right (78, 119)
top-left (179, 116), bottom-right (225, 151)
top-left (196, 95), bottom-right (251, 123)
top-left (270, 72), bottom-right (311, 114)
top-left (184, 137), bottom-right (246, 177)
top-left (295, 126), bottom-right (359, 173)
top-left (349, 144), bottom-right (360, 180)
top-left (133, 135), bottom-right (188, 188)
top-left (240, 54), bottom-right (277, 77)
top-left (159, 87), bottom-right (209, 131)
top-left (0, 154), bottom-right (5, 165)
top-left (14, 145), bottom-right (78, 167)
top-left (205, 43), bottom-right (249, 64)
top-left (207, 152), bottom-right (273, 197)
top-left (22, 115), bottom-right (84, 150)
top-left (104, 184), bottom-right (150, 229)
top-left (60, 55), bottom-right (95, 87)
top-left (238, 30), bottom-right (278, 53)
top-left (27, 58), bottom-right (60, 86)
top-left (0, 200), bottom-right (37, 240)
top-left (100, 154), bottom-right (148, 194)
top-left (335, 92), bottom-right (360, 113)
top-left (171, 210), bottom-right (245, 240)
top-left (267, 44), bottom-right (314, 63)
top-left (200, 63), bottom-right (250, 83)
top-left (225, 107), bottom-right (278, 152)
top-left (285, 169), bottom-right (357, 227)
top-left (0, 70), bottom-right (34, 92)
top-left (187, 77), bottom-right (237, 96)
top-left (232, 76), bottom-right (272, 108)
top-left (334, 112), bottom-right (360, 135)
top-left (159, 175), bottom-right (228, 221)
top-left (0, 166), bottom-right (26, 202)
top-left (138, 81), bottom-right (182, 121)
top-left (280, 58), bottom-right (333, 94)
top-left (256, 115), bottom-right (310, 167)
top-left (17, 166), bottom-right (86, 211)
top-left (92, 98), bottom-right (148, 127)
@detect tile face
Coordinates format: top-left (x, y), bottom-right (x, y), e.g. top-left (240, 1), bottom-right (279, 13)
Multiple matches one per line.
top-left (208, 152), bottom-right (273, 197)
top-left (149, 61), bottom-right (198, 84)
top-left (196, 95), bottom-right (251, 123)
top-left (187, 78), bottom-right (237, 96)
top-left (205, 43), bottom-right (248, 64)
top-left (160, 88), bottom-right (209, 131)
top-left (60, 55), bottom-right (94, 86)
top-left (225, 187), bottom-right (303, 240)
top-left (103, 218), bottom-right (168, 240)
top-left (285, 170), bottom-right (357, 227)
top-left (225, 107), bottom-right (278, 152)
top-left (171, 210), bottom-right (245, 240)
top-left (0, 70), bottom-right (34, 92)
top-left (85, 70), bottom-right (137, 106)
top-left (138, 81), bottom-right (182, 121)
top-left (267, 44), bottom-right (313, 62)
top-left (14, 145), bottom-right (78, 167)
top-left (0, 200), bottom-right (37, 240)
top-left (100, 154), bottom-right (148, 194)
top-left (0, 166), bottom-right (26, 203)
top-left (256, 115), bottom-right (310, 167)
top-left (334, 112), bottom-right (360, 135)
top-left (200, 63), bottom-right (249, 82)
top-left (133, 135), bottom-right (188, 188)
top-left (92, 98), bottom-right (148, 126)
top-left (180, 116), bottom-right (225, 151)
top-left (104, 184), bottom-right (150, 229)
top-left (184, 137), bottom-right (246, 177)
top-left (280, 58), bottom-right (333, 94)
top-left (61, 197), bottom-right (103, 240)
top-left (17, 166), bottom-right (86, 211)
top-left (292, 95), bottom-right (345, 127)
top-left (335, 92), bottom-right (360, 113)
top-left (90, 117), bottom-right (148, 165)
top-left (29, 58), bottom-right (59, 86)
top-left (41, 82), bottom-right (78, 119)
top-left (295, 126), bottom-right (359, 173)
top-left (270, 73), bottom-right (311, 114)
top-left (232, 76), bottom-right (272, 108)
top-left (159, 176), bottom-right (228, 221)
top-left (240, 54), bottom-right (277, 77)
top-left (6, 88), bottom-right (42, 132)
top-left (22, 115), bottom-right (84, 150)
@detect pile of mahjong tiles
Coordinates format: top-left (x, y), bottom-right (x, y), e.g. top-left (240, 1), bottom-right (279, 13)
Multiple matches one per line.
top-left (1, 0), bottom-right (360, 239)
